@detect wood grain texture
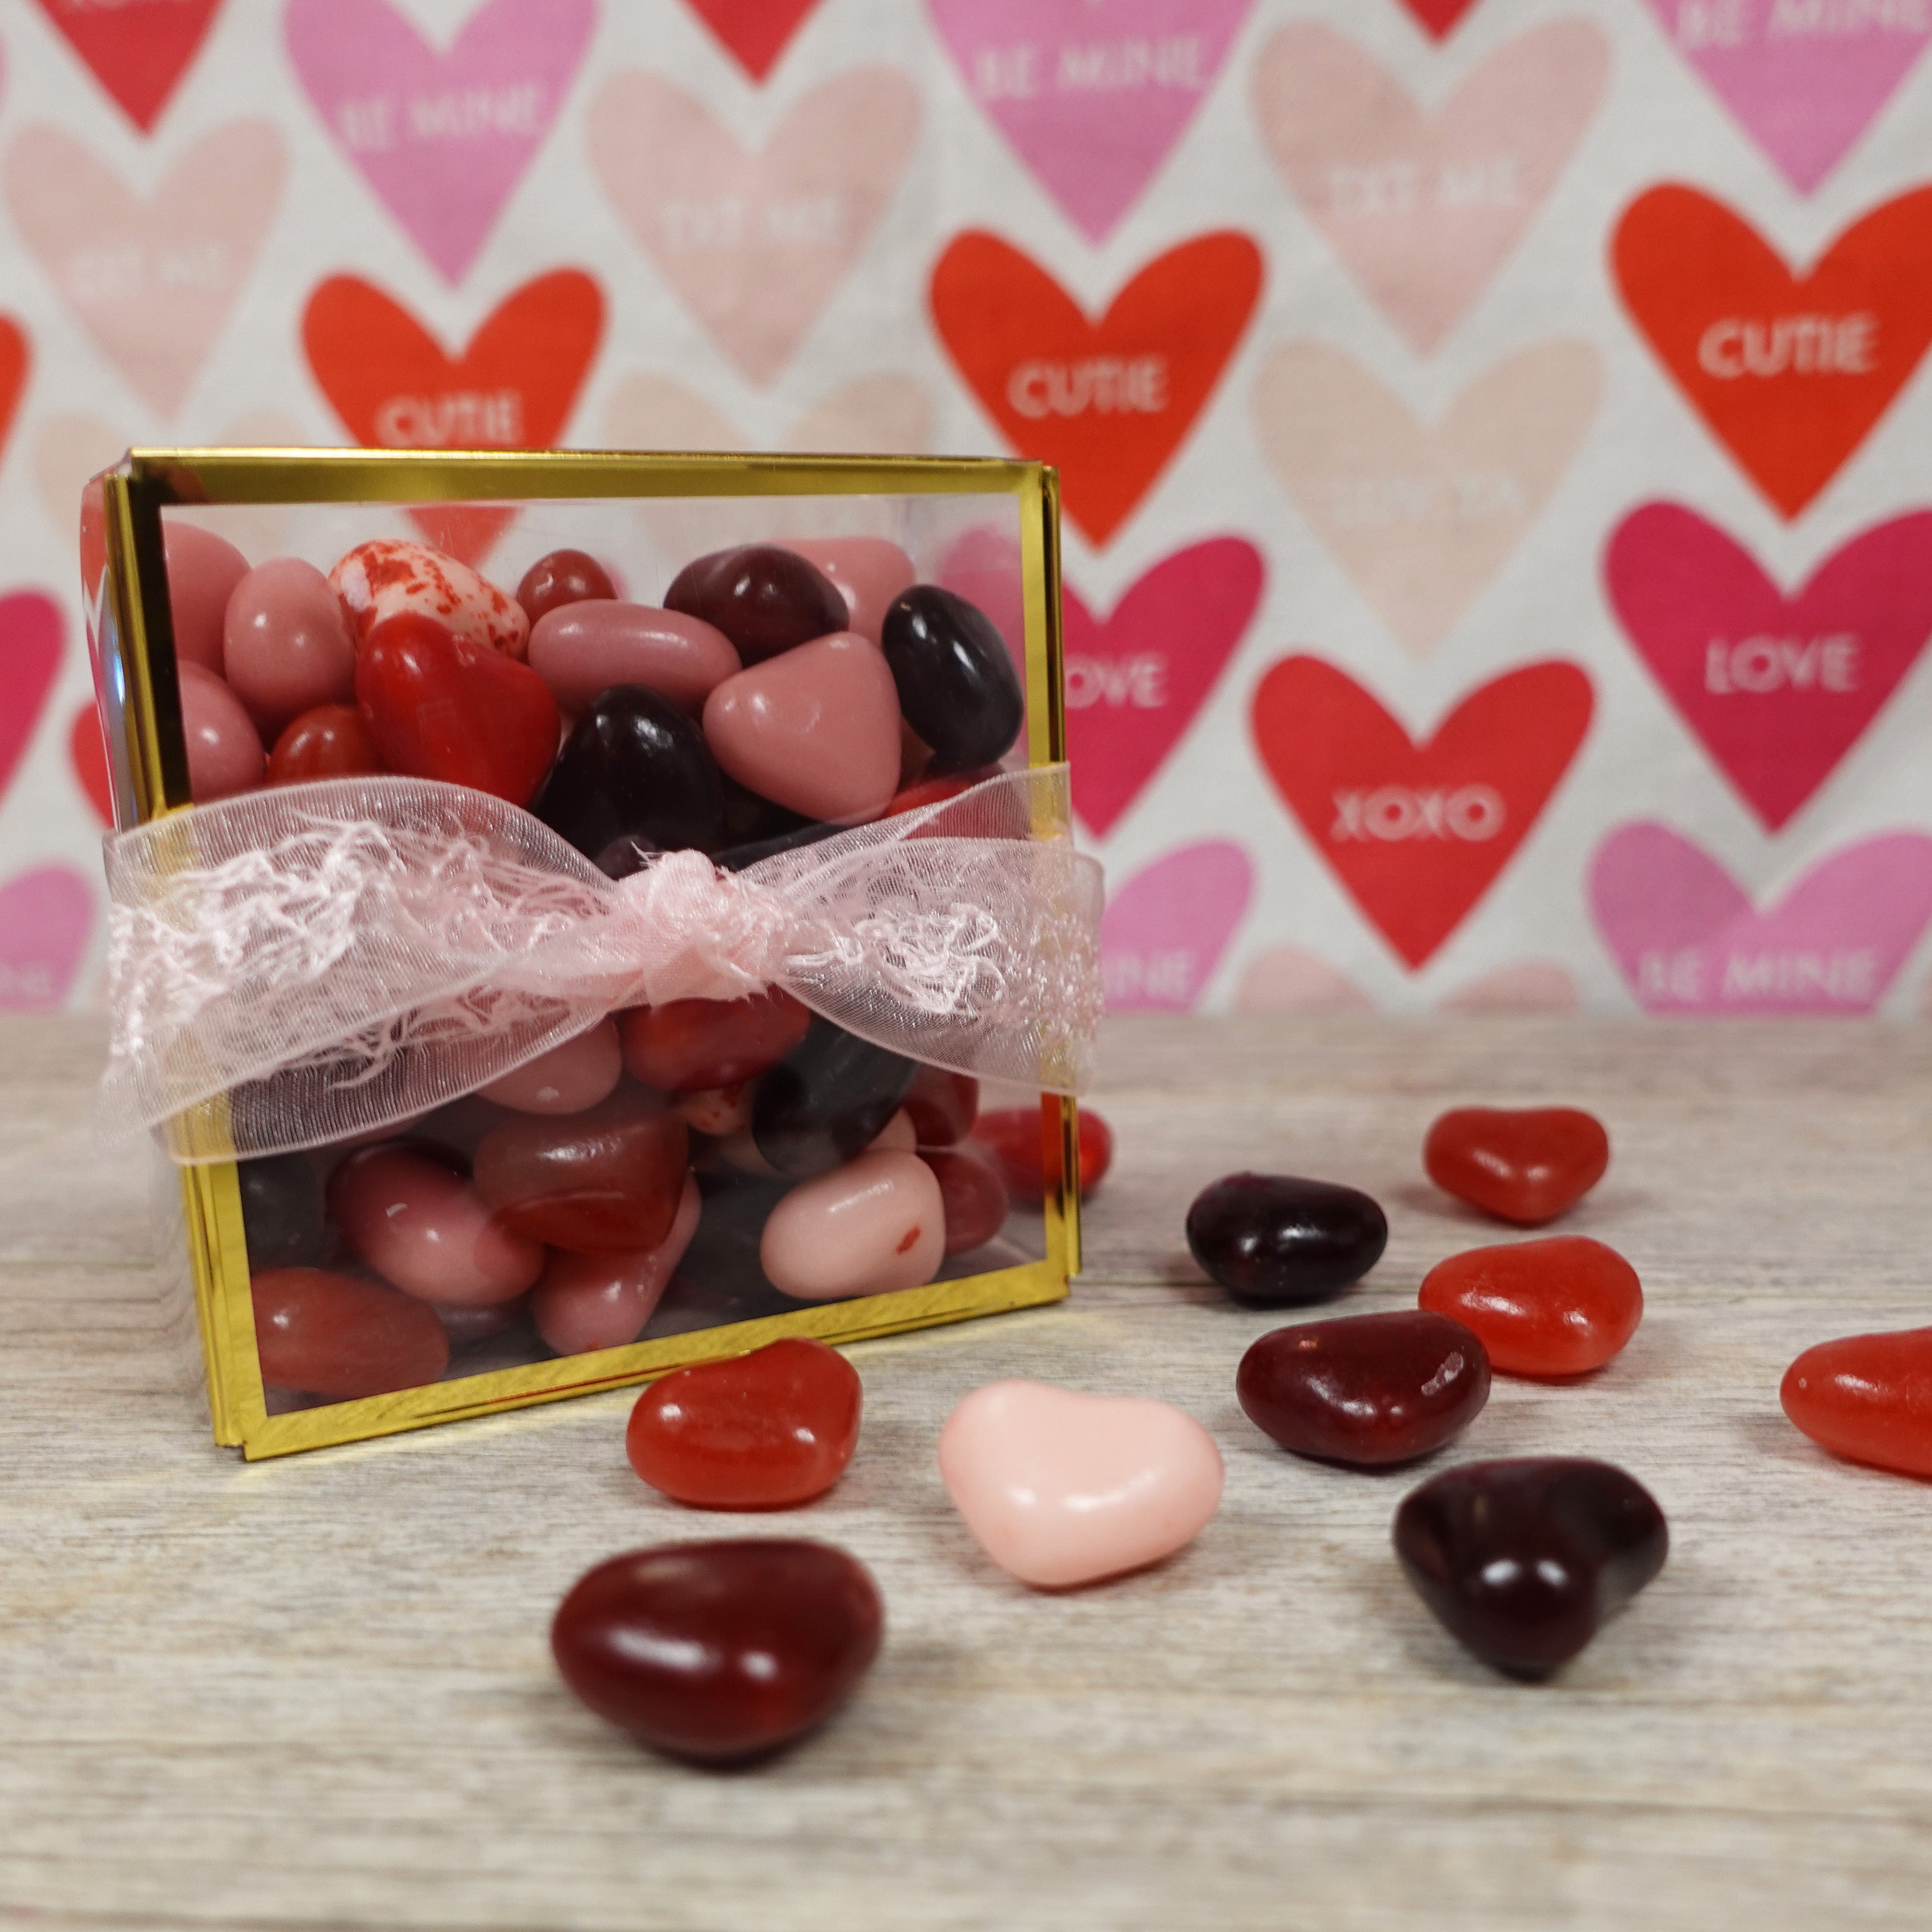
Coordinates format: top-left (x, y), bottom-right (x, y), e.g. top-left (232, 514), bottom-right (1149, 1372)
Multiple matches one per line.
top-left (5, 1013), bottom-right (1932, 1930)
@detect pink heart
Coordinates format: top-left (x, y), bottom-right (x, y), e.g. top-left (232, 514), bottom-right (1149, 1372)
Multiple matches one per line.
top-left (587, 67), bottom-right (920, 387)
top-left (1101, 840), bottom-right (1253, 1012)
top-left (927, 0), bottom-right (1255, 244)
top-left (1606, 503), bottom-right (1932, 834)
top-left (1235, 946), bottom-right (1373, 1013)
top-left (1638, 1), bottom-right (1928, 195)
top-left (1439, 961), bottom-right (1578, 1013)
top-left (0, 592), bottom-right (63, 807)
top-left (0, 866), bottom-right (94, 1010)
top-left (2, 121), bottom-right (284, 418)
top-left (1590, 823), bottom-right (1932, 1015)
top-left (285, 0), bottom-right (594, 285)
top-left (1252, 20), bottom-right (1608, 355)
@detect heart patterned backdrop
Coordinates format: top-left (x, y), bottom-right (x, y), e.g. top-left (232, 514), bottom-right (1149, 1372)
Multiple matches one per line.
top-left (2, 0), bottom-right (1931, 1018)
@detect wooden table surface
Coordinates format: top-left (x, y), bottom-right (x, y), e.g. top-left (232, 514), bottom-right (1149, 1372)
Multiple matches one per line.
top-left (6, 1013), bottom-right (1932, 1931)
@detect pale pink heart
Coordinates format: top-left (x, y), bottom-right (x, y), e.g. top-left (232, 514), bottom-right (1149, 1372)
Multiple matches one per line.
top-left (0, 866), bottom-right (94, 1011)
top-left (1440, 961), bottom-right (1578, 1012)
top-left (4, 122), bottom-right (285, 419)
top-left (1589, 823), bottom-right (1932, 1015)
top-left (1252, 22), bottom-right (1607, 355)
top-left (1253, 340), bottom-right (1601, 656)
top-left (927, 0), bottom-right (1255, 244)
top-left (285, 0), bottom-right (595, 284)
top-left (1101, 840), bottom-right (1253, 1012)
top-left (1639, 0), bottom-right (1928, 194)
top-left (587, 68), bottom-right (920, 386)
top-left (1235, 946), bottom-right (1372, 1013)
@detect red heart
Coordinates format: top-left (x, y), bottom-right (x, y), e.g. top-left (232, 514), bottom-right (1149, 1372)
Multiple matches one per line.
top-left (356, 612), bottom-right (560, 806)
top-left (30, 0), bottom-right (222, 133)
top-left (1066, 538), bottom-right (1263, 838)
top-left (1252, 655), bottom-right (1594, 970)
top-left (0, 594), bottom-right (64, 811)
top-left (1612, 184), bottom-right (1932, 520)
top-left (69, 703), bottom-right (113, 827)
top-left (302, 269), bottom-right (605, 567)
top-left (1397, 0), bottom-right (1482, 36)
top-left (682, 0), bottom-right (821, 81)
top-left (930, 231), bottom-right (1263, 547)
top-left (0, 319), bottom-right (28, 475)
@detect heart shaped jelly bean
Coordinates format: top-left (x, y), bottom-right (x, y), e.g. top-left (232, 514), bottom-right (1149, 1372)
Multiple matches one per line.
top-left (1419, 1235), bottom-right (1642, 1377)
top-left (1782, 1328), bottom-right (1932, 1478)
top-left (1424, 1106), bottom-right (1610, 1225)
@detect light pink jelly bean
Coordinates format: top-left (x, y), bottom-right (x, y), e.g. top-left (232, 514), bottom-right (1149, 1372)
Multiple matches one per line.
top-left (165, 522), bottom-right (251, 673)
top-left (761, 1150), bottom-right (945, 1301)
top-left (178, 663), bottom-right (265, 801)
top-left (478, 1020), bottom-right (624, 1115)
top-left (527, 602), bottom-right (741, 714)
top-left (328, 1145), bottom-right (544, 1307)
top-left (223, 558), bottom-right (358, 732)
top-left (531, 1175), bottom-right (701, 1354)
top-left (780, 538), bottom-right (916, 647)
top-left (329, 539), bottom-right (528, 657)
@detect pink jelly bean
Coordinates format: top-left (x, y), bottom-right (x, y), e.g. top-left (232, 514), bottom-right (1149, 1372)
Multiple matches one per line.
top-left (527, 602), bottom-right (741, 714)
top-left (761, 1150), bottom-right (945, 1301)
top-left (329, 539), bottom-right (528, 657)
top-left (178, 663), bottom-right (265, 801)
top-left (223, 557), bottom-right (358, 732)
top-left (531, 1176), bottom-right (701, 1355)
top-left (328, 1145), bottom-right (544, 1308)
top-left (780, 539), bottom-right (916, 647)
top-left (477, 1020), bottom-right (624, 1115)
top-left (165, 522), bottom-right (251, 673)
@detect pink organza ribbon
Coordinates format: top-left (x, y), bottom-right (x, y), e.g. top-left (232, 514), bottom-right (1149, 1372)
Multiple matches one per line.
top-left (102, 764), bottom-right (1105, 1163)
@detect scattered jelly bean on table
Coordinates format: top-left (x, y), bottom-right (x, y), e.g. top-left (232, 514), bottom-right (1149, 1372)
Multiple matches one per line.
top-left (530, 1177), bottom-right (701, 1355)
top-left (251, 1265), bottom-right (451, 1399)
top-left (165, 521), bottom-right (250, 673)
top-left (267, 703), bottom-right (383, 785)
top-left (619, 990), bottom-right (811, 1093)
top-left (535, 684), bottom-right (725, 858)
top-left (920, 1145), bottom-right (1009, 1255)
top-left (1424, 1105), bottom-right (1611, 1226)
top-left (881, 585), bottom-right (1026, 774)
top-left (1393, 1458), bottom-right (1668, 1678)
top-left (760, 1150), bottom-right (946, 1301)
top-left (551, 1540), bottom-right (884, 1763)
top-left (663, 543), bottom-right (849, 663)
top-left (752, 1021), bottom-right (916, 1179)
top-left (1186, 1173), bottom-right (1388, 1307)
top-left (515, 546), bottom-right (616, 624)
top-left (1237, 1311), bottom-right (1490, 1467)
top-left (626, 1337), bottom-right (863, 1509)
top-left (527, 601), bottom-right (739, 715)
top-left (1419, 1235), bottom-right (1642, 1377)
top-left (1782, 1328), bottom-right (1932, 1478)
top-left (223, 557), bottom-right (358, 732)
top-left (971, 1105), bottom-right (1114, 1205)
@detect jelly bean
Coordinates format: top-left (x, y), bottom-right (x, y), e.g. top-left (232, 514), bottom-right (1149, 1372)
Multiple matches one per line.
top-left (536, 685), bottom-right (724, 859)
top-left (898, 715), bottom-right (934, 788)
top-left (626, 1337), bottom-right (863, 1509)
top-left (252, 1265), bottom-right (451, 1399)
top-left (619, 989), bottom-right (810, 1094)
top-left (752, 1020), bottom-right (915, 1179)
top-left (663, 544), bottom-right (848, 664)
top-left (718, 771), bottom-right (813, 850)
top-left (1393, 1458), bottom-right (1668, 1678)
top-left (472, 1087), bottom-right (689, 1254)
top-left (267, 703), bottom-right (383, 785)
top-left (922, 1145), bottom-right (1009, 1255)
top-left (778, 537), bottom-right (916, 646)
top-left (329, 1144), bottom-right (545, 1307)
top-left (516, 547), bottom-right (616, 625)
top-left (972, 1105), bottom-right (1113, 1205)
top-left (761, 1150), bottom-right (945, 1301)
top-left (178, 663), bottom-right (265, 801)
top-left (479, 1019), bottom-right (624, 1116)
top-left (704, 632), bottom-right (901, 825)
top-left (1419, 1235), bottom-right (1642, 1377)
top-left (528, 601), bottom-right (739, 715)
top-left (593, 832), bottom-right (659, 880)
top-left (356, 611), bottom-right (560, 807)
top-left (866, 1108), bottom-right (917, 1155)
top-left (903, 1067), bottom-right (978, 1146)
top-left (222, 557), bottom-right (357, 732)
top-left (938, 1381), bottom-right (1224, 1590)
top-left (165, 521), bottom-right (250, 673)
top-left (437, 1296), bottom-right (530, 1351)
top-left (884, 766), bottom-right (999, 819)
top-left (676, 1082), bottom-right (752, 1138)
top-left (1186, 1174), bottom-right (1388, 1308)
top-left (714, 819), bottom-right (842, 872)
top-left (330, 538), bottom-right (527, 657)
top-left (1237, 1311), bottom-right (1490, 1467)
top-left (551, 1540), bottom-right (884, 1762)
top-left (1424, 1106), bottom-right (1610, 1226)
top-left (237, 1152), bottom-right (326, 1270)
top-left (677, 1171), bottom-right (793, 1300)
top-left (882, 586), bottom-right (1025, 774)
top-left (531, 1175), bottom-right (701, 1355)
top-left (1781, 1328), bottom-right (1932, 1478)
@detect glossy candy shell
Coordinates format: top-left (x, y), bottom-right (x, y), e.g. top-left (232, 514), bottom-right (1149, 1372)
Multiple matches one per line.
top-left (1186, 1173), bottom-right (1388, 1307)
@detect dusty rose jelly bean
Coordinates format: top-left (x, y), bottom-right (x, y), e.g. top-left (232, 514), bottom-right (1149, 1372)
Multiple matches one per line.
top-left (780, 537), bottom-right (916, 646)
top-left (528, 602), bottom-right (739, 715)
top-left (478, 1020), bottom-right (624, 1116)
top-left (165, 522), bottom-right (250, 673)
top-left (530, 1176), bottom-right (700, 1355)
top-left (223, 557), bottom-right (357, 732)
top-left (179, 663), bottom-right (265, 801)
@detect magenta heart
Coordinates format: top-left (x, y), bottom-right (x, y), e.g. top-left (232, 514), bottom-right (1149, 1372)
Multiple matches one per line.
top-left (1606, 503), bottom-right (1932, 833)
top-left (0, 592), bottom-right (63, 803)
top-left (0, 865), bottom-right (94, 1009)
top-left (927, 0), bottom-right (1255, 243)
top-left (1638, 1), bottom-right (1928, 194)
top-left (1101, 840), bottom-right (1253, 1011)
top-left (286, 0), bottom-right (595, 284)
top-left (1589, 823), bottom-right (1932, 1015)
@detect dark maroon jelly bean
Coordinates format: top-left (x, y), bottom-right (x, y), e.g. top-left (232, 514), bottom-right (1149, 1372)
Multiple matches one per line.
top-left (714, 819), bottom-right (844, 872)
top-left (1393, 1458), bottom-right (1669, 1679)
top-left (922, 1145), bottom-right (1009, 1255)
top-left (516, 548), bottom-right (616, 625)
top-left (535, 684), bottom-right (724, 859)
top-left (594, 831), bottom-right (661, 880)
top-left (238, 1152), bottom-right (327, 1270)
top-left (1186, 1173), bottom-right (1388, 1307)
top-left (752, 1020), bottom-right (916, 1179)
top-left (881, 585), bottom-right (1025, 774)
top-left (718, 771), bottom-right (814, 849)
top-left (663, 545), bottom-right (848, 664)
top-left (1236, 1311), bottom-right (1490, 1467)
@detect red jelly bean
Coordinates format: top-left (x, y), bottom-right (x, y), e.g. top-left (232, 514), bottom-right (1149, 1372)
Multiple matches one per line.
top-left (516, 547), bottom-right (616, 625)
top-left (922, 1145), bottom-right (1009, 1255)
top-left (618, 989), bottom-right (811, 1093)
top-left (268, 703), bottom-right (384, 785)
top-left (1424, 1106), bottom-right (1610, 1225)
top-left (251, 1265), bottom-right (451, 1397)
top-left (551, 1540), bottom-right (883, 1763)
top-left (1782, 1328), bottom-right (1932, 1478)
top-left (883, 766), bottom-right (999, 818)
top-left (903, 1066), bottom-right (978, 1146)
top-left (626, 1337), bottom-right (863, 1508)
top-left (972, 1105), bottom-right (1113, 1205)
top-left (1419, 1235), bottom-right (1642, 1377)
